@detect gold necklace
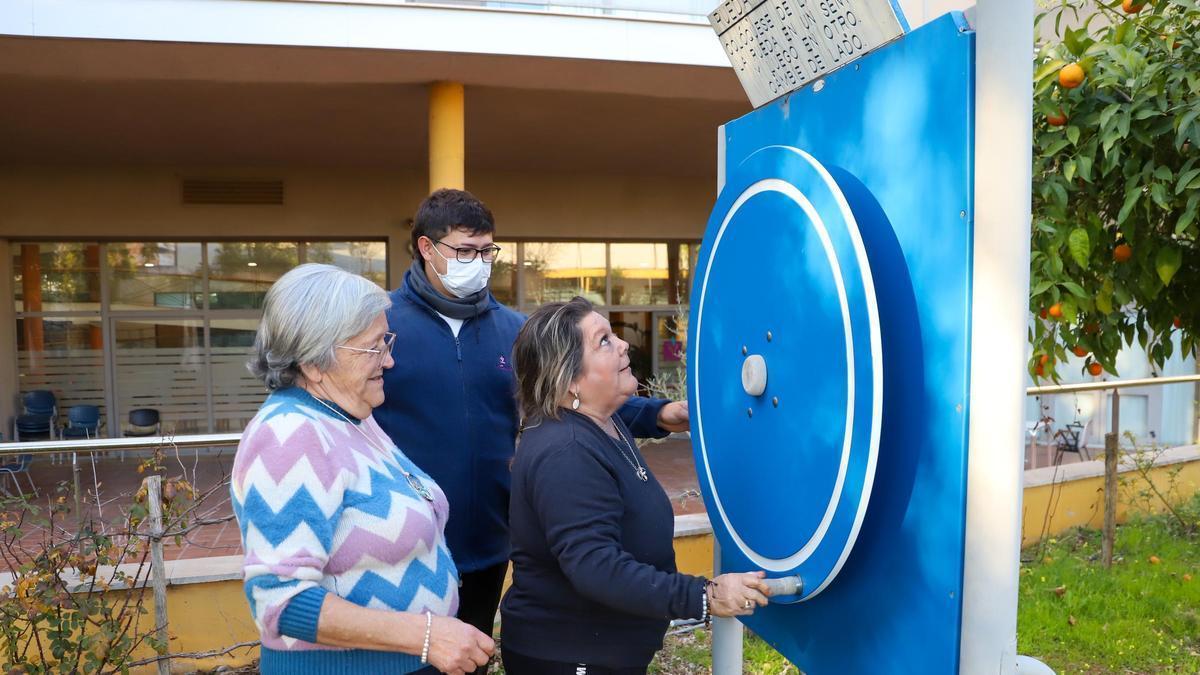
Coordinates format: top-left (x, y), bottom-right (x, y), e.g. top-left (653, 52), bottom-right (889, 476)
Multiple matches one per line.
top-left (311, 396), bottom-right (435, 502)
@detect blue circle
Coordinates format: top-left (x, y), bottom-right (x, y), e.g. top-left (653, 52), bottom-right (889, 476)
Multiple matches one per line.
top-left (689, 146), bottom-right (882, 600)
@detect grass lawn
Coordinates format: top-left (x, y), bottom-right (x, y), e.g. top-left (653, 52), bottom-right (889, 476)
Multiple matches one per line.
top-left (645, 507), bottom-right (1200, 674)
top-left (1017, 516), bottom-right (1200, 673)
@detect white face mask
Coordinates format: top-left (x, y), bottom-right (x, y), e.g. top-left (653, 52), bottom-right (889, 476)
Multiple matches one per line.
top-left (431, 245), bottom-right (492, 298)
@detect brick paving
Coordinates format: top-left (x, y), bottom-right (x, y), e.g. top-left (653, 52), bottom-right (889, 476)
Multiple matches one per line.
top-left (3, 438), bottom-right (706, 564)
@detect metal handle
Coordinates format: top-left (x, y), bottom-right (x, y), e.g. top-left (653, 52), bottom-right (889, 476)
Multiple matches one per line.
top-left (763, 575), bottom-right (803, 597)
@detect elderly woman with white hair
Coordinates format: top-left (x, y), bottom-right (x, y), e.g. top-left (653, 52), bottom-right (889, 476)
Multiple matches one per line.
top-left (231, 263), bottom-right (494, 675)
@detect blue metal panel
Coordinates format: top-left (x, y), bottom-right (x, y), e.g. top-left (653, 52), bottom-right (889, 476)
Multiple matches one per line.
top-left (689, 12), bottom-right (975, 673)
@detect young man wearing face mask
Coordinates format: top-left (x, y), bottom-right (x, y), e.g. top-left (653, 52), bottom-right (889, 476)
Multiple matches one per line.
top-left (375, 189), bottom-right (689, 671)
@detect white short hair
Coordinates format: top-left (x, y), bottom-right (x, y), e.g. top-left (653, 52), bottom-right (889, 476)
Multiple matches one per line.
top-left (248, 263), bottom-right (391, 390)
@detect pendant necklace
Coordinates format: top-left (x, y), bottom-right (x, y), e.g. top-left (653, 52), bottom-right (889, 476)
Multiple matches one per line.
top-left (311, 396), bottom-right (435, 502)
top-left (607, 417), bottom-right (649, 482)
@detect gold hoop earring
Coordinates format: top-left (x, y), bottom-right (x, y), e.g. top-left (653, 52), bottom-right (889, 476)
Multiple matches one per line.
top-left (572, 392), bottom-right (581, 410)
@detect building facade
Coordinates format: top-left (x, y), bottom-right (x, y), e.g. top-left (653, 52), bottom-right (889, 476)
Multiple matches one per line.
top-left (6, 0), bottom-right (1189, 447)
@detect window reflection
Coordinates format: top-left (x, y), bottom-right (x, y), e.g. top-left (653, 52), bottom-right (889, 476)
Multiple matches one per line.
top-left (108, 242), bottom-right (204, 310)
top-left (207, 242), bottom-right (299, 309)
top-left (523, 242), bottom-right (607, 306)
top-left (13, 243), bottom-right (101, 313)
top-left (304, 241), bottom-right (387, 288)
top-left (611, 243), bottom-right (671, 305)
top-left (491, 241), bottom-right (517, 308)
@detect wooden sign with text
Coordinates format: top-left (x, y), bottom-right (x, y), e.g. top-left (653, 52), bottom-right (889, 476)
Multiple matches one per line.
top-left (709, 0), bottom-right (905, 107)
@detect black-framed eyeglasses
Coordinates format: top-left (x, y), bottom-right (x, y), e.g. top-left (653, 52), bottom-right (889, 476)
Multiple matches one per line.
top-left (336, 332), bottom-right (397, 367)
top-left (434, 239), bottom-right (502, 264)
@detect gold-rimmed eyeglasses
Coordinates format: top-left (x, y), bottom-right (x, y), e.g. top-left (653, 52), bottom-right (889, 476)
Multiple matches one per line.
top-left (336, 332), bottom-right (397, 367)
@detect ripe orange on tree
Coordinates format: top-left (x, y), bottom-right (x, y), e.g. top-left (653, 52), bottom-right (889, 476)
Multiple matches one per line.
top-left (1122, 0), bottom-right (1146, 14)
top-left (1046, 109), bottom-right (1068, 127)
top-left (1174, 316), bottom-right (1182, 329)
top-left (1087, 362), bottom-right (1104, 376)
top-left (1036, 363), bottom-right (1046, 377)
top-left (1048, 303), bottom-right (1063, 319)
top-left (1071, 345), bottom-right (1088, 357)
top-left (1039, 354), bottom-right (1051, 365)
top-left (1059, 63), bottom-right (1085, 89)
top-left (1113, 243), bottom-right (1133, 263)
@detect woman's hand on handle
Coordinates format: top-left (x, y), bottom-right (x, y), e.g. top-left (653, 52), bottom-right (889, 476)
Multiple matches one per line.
top-left (426, 616), bottom-right (495, 675)
top-left (707, 571), bottom-right (771, 617)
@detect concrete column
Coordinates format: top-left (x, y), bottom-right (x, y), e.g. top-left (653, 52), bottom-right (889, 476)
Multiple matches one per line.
top-left (428, 81), bottom-right (465, 193)
top-left (0, 240), bottom-right (19, 435)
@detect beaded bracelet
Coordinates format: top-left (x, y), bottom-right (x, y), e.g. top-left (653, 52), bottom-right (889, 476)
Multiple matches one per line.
top-left (702, 578), bottom-right (717, 627)
top-left (420, 611), bottom-right (432, 664)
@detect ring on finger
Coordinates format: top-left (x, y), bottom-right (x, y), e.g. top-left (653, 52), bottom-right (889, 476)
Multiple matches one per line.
top-left (743, 599), bottom-right (753, 610)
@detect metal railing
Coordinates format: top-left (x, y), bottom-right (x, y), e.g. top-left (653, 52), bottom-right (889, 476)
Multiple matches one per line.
top-left (0, 433), bottom-right (241, 458)
top-left (1, 374), bottom-right (1195, 462)
top-left (1025, 372), bottom-right (1200, 567)
top-left (1027, 373), bottom-right (1200, 396)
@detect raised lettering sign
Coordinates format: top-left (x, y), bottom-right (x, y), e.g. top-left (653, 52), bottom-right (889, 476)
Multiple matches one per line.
top-left (709, 0), bottom-right (905, 107)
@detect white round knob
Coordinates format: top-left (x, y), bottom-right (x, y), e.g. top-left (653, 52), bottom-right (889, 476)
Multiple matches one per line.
top-left (741, 354), bottom-right (767, 396)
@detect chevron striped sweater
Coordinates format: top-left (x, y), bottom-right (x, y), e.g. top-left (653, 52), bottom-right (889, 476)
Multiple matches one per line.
top-left (231, 387), bottom-right (459, 674)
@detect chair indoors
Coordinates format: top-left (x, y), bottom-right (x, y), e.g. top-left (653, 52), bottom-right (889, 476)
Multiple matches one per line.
top-left (0, 452), bottom-right (38, 497)
top-left (124, 408), bottom-right (162, 437)
top-left (62, 405), bottom-right (103, 439)
top-left (14, 390), bottom-right (58, 442)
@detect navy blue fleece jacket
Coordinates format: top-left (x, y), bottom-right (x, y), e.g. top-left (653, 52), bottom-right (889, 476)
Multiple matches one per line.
top-left (375, 271), bottom-right (670, 573)
top-left (500, 410), bottom-right (707, 668)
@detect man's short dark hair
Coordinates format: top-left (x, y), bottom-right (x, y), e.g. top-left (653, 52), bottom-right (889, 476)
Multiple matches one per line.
top-left (411, 188), bottom-right (496, 254)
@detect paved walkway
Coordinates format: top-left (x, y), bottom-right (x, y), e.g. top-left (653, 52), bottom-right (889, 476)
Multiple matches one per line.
top-left (4, 438), bottom-right (705, 563)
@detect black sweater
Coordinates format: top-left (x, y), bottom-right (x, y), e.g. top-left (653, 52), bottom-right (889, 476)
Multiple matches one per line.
top-left (499, 410), bottom-right (706, 668)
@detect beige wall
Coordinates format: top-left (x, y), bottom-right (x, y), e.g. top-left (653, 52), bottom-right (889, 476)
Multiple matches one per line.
top-left (0, 165), bottom-right (714, 417)
top-left (0, 164), bottom-right (713, 260)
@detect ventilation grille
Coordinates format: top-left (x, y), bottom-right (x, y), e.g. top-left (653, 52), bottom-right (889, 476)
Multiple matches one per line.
top-left (181, 179), bottom-right (284, 205)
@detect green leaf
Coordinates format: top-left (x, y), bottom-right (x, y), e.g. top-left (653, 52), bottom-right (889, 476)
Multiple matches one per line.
top-left (1156, 247), bottom-right (1182, 286)
top-left (1067, 125), bottom-right (1081, 146)
top-left (1044, 138), bottom-right (1071, 157)
top-left (1030, 279), bottom-right (1054, 296)
top-left (1100, 103), bottom-right (1121, 131)
top-left (1096, 279), bottom-right (1114, 315)
top-left (1076, 154), bottom-right (1094, 182)
top-left (1061, 280), bottom-right (1088, 298)
top-left (1177, 168), bottom-right (1200, 195)
top-left (1177, 108), bottom-right (1200, 150)
top-left (1064, 158), bottom-right (1077, 182)
top-left (1117, 186), bottom-right (1141, 224)
top-left (1067, 228), bottom-right (1091, 268)
top-left (1034, 58), bottom-right (1068, 82)
top-left (1153, 165), bottom-right (1173, 182)
top-left (1151, 182), bottom-right (1171, 209)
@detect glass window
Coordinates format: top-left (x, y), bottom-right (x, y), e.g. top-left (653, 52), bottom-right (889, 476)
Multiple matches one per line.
top-left (491, 241), bottom-right (518, 308)
top-left (113, 319), bottom-right (207, 435)
top-left (209, 318), bottom-right (266, 432)
top-left (17, 315), bottom-right (107, 422)
top-left (13, 243), bottom-right (102, 313)
top-left (107, 242), bottom-right (205, 310)
top-left (207, 242), bottom-right (299, 310)
top-left (304, 241), bottom-right (388, 288)
top-left (611, 243), bottom-right (671, 306)
top-left (523, 242), bottom-right (607, 307)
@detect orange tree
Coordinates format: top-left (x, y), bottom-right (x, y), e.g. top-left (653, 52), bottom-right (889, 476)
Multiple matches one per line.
top-left (1030, 0), bottom-right (1199, 381)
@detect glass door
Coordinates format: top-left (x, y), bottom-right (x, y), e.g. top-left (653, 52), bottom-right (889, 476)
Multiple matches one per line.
top-left (110, 317), bottom-right (207, 435)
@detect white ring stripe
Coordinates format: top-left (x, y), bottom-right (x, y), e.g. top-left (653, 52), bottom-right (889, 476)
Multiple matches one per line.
top-left (695, 177), bottom-right (854, 572)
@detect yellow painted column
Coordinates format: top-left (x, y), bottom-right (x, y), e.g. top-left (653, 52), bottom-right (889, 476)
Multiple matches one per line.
top-left (428, 81), bottom-right (465, 192)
